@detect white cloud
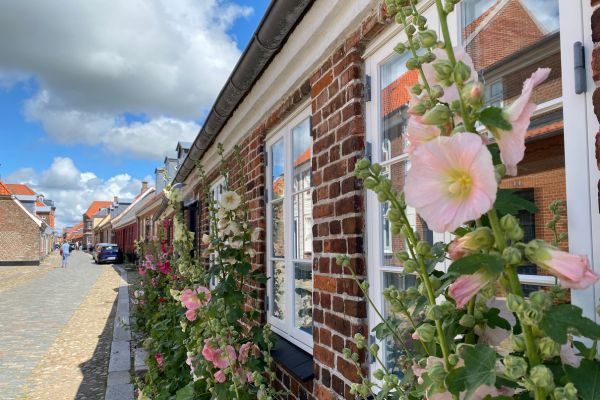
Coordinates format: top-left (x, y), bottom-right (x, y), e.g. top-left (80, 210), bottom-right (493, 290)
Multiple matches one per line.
top-left (0, 0), bottom-right (252, 159)
top-left (5, 157), bottom-right (150, 229)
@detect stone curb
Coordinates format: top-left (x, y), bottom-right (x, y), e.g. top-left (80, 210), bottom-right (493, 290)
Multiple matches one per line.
top-left (105, 266), bottom-right (134, 400)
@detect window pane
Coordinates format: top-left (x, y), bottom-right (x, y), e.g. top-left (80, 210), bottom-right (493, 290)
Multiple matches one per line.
top-left (272, 200), bottom-right (284, 257)
top-left (383, 272), bottom-right (418, 374)
top-left (272, 138), bottom-right (285, 199)
top-left (293, 190), bottom-right (312, 260)
top-left (381, 160), bottom-right (433, 266)
top-left (272, 261), bottom-right (285, 320)
top-left (292, 118), bottom-right (311, 168)
top-left (294, 262), bottom-right (313, 334)
top-left (380, 53), bottom-right (415, 161)
top-left (462, 0), bottom-right (567, 298)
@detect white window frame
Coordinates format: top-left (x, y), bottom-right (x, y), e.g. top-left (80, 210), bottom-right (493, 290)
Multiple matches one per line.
top-left (265, 106), bottom-right (313, 352)
top-left (209, 177), bottom-right (225, 290)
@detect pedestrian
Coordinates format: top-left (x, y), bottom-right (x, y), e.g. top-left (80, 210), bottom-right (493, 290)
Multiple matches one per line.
top-left (61, 241), bottom-right (71, 268)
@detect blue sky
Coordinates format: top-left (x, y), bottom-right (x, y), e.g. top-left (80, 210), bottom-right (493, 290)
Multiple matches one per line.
top-left (0, 0), bottom-right (269, 228)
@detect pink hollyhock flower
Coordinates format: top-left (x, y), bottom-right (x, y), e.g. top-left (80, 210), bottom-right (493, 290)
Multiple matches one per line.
top-left (185, 309), bottom-right (197, 321)
top-left (448, 271), bottom-right (492, 308)
top-left (526, 240), bottom-right (599, 289)
top-left (560, 344), bottom-right (582, 368)
top-left (406, 117), bottom-right (441, 154)
top-left (186, 354), bottom-right (196, 374)
top-left (202, 342), bottom-right (220, 364)
top-left (196, 286), bottom-right (211, 304)
top-left (405, 133), bottom-right (497, 233)
top-left (138, 266), bottom-right (146, 276)
top-left (421, 47), bottom-right (478, 103)
top-left (155, 352), bottom-right (164, 369)
top-left (494, 68), bottom-right (550, 176)
top-left (214, 370), bottom-right (226, 383)
top-left (181, 289), bottom-right (201, 311)
top-left (158, 261), bottom-right (171, 275)
top-left (448, 236), bottom-right (470, 260)
top-left (238, 342), bottom-right (253, 364)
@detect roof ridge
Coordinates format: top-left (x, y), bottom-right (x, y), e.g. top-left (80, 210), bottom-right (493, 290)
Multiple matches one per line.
top-left (0, 181), bottom-right (12, 196)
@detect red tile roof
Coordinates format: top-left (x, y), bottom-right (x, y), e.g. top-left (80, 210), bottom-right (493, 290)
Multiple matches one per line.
top-left (0, 181), bottom-right (12, 196)
top-left (84, 201), bottom-right (112, 218)
top-left (382, 69), bottom-right (419, 117)
top-left (36, 200), bottom-right (46, 207)
top-left (5, 183), bottom-right (36, 195)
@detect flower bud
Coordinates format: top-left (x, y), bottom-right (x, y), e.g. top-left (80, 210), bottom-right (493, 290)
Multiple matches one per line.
top-left (415, 324), bottom-right (436, 343)
top-left (500, 214), bottom-right (519, 233)
top-left (510, 334), bottom-right (526, 352)
top-left (459, 313), bottom-right (475, 328)
top-left (406, 287), bottom-right (419, 299)
top-left (426, 305), bottom-right (444, 320)
top-left (373, 369), bottom-right (384, 380)
top-left (430, 85), bottom-right (444, 99)
top-left (462, 82), bottom-right (484, 106)
top-left (422, 104), bottom-right (451, 125)
top-left (410, 84), bottom-right (423, 95)
top-left (553, 383), bottom-right (578, 400)
top-left (530, 290), bottom-right (552, 310)
top-left (453, 61), bottom-right (472, 85)
top-left (538, 337), bottom-right (560, 360)
top-left (355, 158), bottom-right (370, 171)
top-left (520, 303), bottom-right (543, 326)
top-left (416, 241), bottom-right (432, 256)
top-left (502, 246), bottom-right (522, 265)
top-left (403, 259), bottom-right (418, 273)
top-left (448, 227), bottom-right (494, 260)
top-left (448, 354), bottom-right (460, 366)
top-left (530, 365), bottom-right (555, 391)
top-left (369, 343), bottom-right (380, 355)
top-left (406, 24), bottom-right (416, 36)
top-left (354, 333), bottom-right (366, 349)
top-left (408, 102), bottom-right (428, 116)
top-left (432, 60), bottom-right (454, 83)
top-left (428, 362), bottom-right (446, 383)
top-left (394, 42), bottom-right (406, 54)
top-left (406, 57), bottom-right (419, 70)
top-left (503, 355), bottom-right (528, 379)
top-left (396, 251), bottom-right (410, 262)
top-left (417, 30), bottom-right (437, 48)
top-left (423, 51), bottom-right (436, 63)
top-left (506, 293), bottom-right (524, 313)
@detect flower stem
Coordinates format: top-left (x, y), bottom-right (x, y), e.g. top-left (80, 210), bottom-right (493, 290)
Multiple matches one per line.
top-left (433, 0), bottom-right (475, 133)
top-left (488, 209), bottom-right (544, 400)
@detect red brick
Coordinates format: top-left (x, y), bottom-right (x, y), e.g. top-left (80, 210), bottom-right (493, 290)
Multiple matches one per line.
top-left (337, 356), bottom-right (361, 382)
top-left (314, 275), bottom-right (337, 292)
top-left (332, 296), bottom-right (344, 313)
top-left (594, 8), bottom-right (600, 42)
top-left (313, 344), bottom-right (335, 368)
top-left (325, 312), bottom-right (351, 336)
top-left (314, 384), bottom-right (335, 400)
top-left (593, 47), bottom-right (600, 81)
top-left (344, 298), bottom-right (367, 317)
top-left (323, 238), bottom-right (346, 253)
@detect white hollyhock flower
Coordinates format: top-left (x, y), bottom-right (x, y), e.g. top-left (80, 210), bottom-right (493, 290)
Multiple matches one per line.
top-left (231, 240), bottom-right (244, 249)
top-left (201, 234), bottom-right (210, 245)
top-left (220, 191), bottom-right (241, 211)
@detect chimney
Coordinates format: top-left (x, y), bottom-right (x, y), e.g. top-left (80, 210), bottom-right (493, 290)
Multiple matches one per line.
top-left (113, 196), bottom-right (118, 205)
top-left (141, 181), bottom-right (148, 193)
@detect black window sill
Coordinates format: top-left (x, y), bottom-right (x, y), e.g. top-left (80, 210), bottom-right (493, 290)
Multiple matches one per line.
top-left (271, 334), bottom-right (314, 382)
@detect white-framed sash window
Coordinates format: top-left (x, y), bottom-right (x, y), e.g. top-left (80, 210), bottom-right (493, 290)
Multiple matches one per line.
top-left (209, 177), bottom-right (225, 289)
top-left (266, 106), bottom-right (314, 352)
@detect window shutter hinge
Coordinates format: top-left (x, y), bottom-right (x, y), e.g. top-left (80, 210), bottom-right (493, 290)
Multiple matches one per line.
top-left (364, 74), bottom-right (372, 102)
top-left (574, 41), bottom-right (587, 94)
top-left (365, 141), bottom-right (372, 161)
top-left (266, 295), bottom-right (269, 312)
top-left (264, 188), bottom-right (269, 204)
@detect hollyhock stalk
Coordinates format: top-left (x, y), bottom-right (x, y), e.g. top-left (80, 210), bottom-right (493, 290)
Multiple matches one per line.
top-left (487, 209), bottom-right (544, 400)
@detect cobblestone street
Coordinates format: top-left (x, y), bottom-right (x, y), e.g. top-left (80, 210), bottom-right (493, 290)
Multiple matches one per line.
top-left (0, 251), bottom-right (123, 400)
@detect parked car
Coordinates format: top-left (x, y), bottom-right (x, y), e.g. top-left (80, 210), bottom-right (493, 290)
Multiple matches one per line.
top-left (93, 243), bottom-right (123, 264)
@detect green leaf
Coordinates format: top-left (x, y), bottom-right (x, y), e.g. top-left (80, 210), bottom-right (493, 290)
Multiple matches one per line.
top-left (480, 107), bottom-right (512, 131)
top-left (494, 189), bottom-right (539, 216)
top-left (539, 304), bottom-right (600, 344)
top-left (565, 359), bottom-right (600, 400)
top-left (461, 344), bottom-right (497, 400)
top-left (175, 382), bottom-right (195, 400)
top-left (448, 254), bottom-right (504, 276)
top-left (483, 308), bottom-right (511, 330)
top-left (445, 366), bottom-right (467, 394)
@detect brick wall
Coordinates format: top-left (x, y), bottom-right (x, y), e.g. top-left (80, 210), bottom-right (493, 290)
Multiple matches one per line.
top-left (0, 198), bottom-right (41, 265)
top-left (592, 0), bottom-right (600, 209)
top-left (310, 6), bottom-right (388, 399)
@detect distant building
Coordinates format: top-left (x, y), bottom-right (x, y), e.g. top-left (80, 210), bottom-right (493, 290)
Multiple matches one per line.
top-left (82, 200), bottom-right (113, 250)
top-left (0, 181), bottom-right (47, 265)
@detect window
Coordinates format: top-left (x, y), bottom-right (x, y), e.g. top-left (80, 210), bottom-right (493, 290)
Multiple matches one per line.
top-left (484, 79), bottom-right (503, 107)
top-left (365, 19), bottom-right (448, 375)
top-left (208, 178), bottom-right (225, 289)
top-left (266, 107), bottom-right (313, 352)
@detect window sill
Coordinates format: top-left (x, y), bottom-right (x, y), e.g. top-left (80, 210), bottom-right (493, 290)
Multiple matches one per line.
top-left (271, 334), bottom-right (314, 382)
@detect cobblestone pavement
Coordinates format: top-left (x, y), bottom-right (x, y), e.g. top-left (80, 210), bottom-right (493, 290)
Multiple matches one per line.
top-left (0, 254), bottom-right (57, 294)
top-left (0, 251), bottom-right (122, 400)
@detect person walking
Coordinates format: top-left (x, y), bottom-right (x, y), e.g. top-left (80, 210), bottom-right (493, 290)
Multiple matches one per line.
top-left (61, 241), bottom-right (71, 268)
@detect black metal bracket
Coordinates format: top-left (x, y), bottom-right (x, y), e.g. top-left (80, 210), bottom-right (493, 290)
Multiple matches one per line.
top-left (574, 41), bottom-right (586, 94)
